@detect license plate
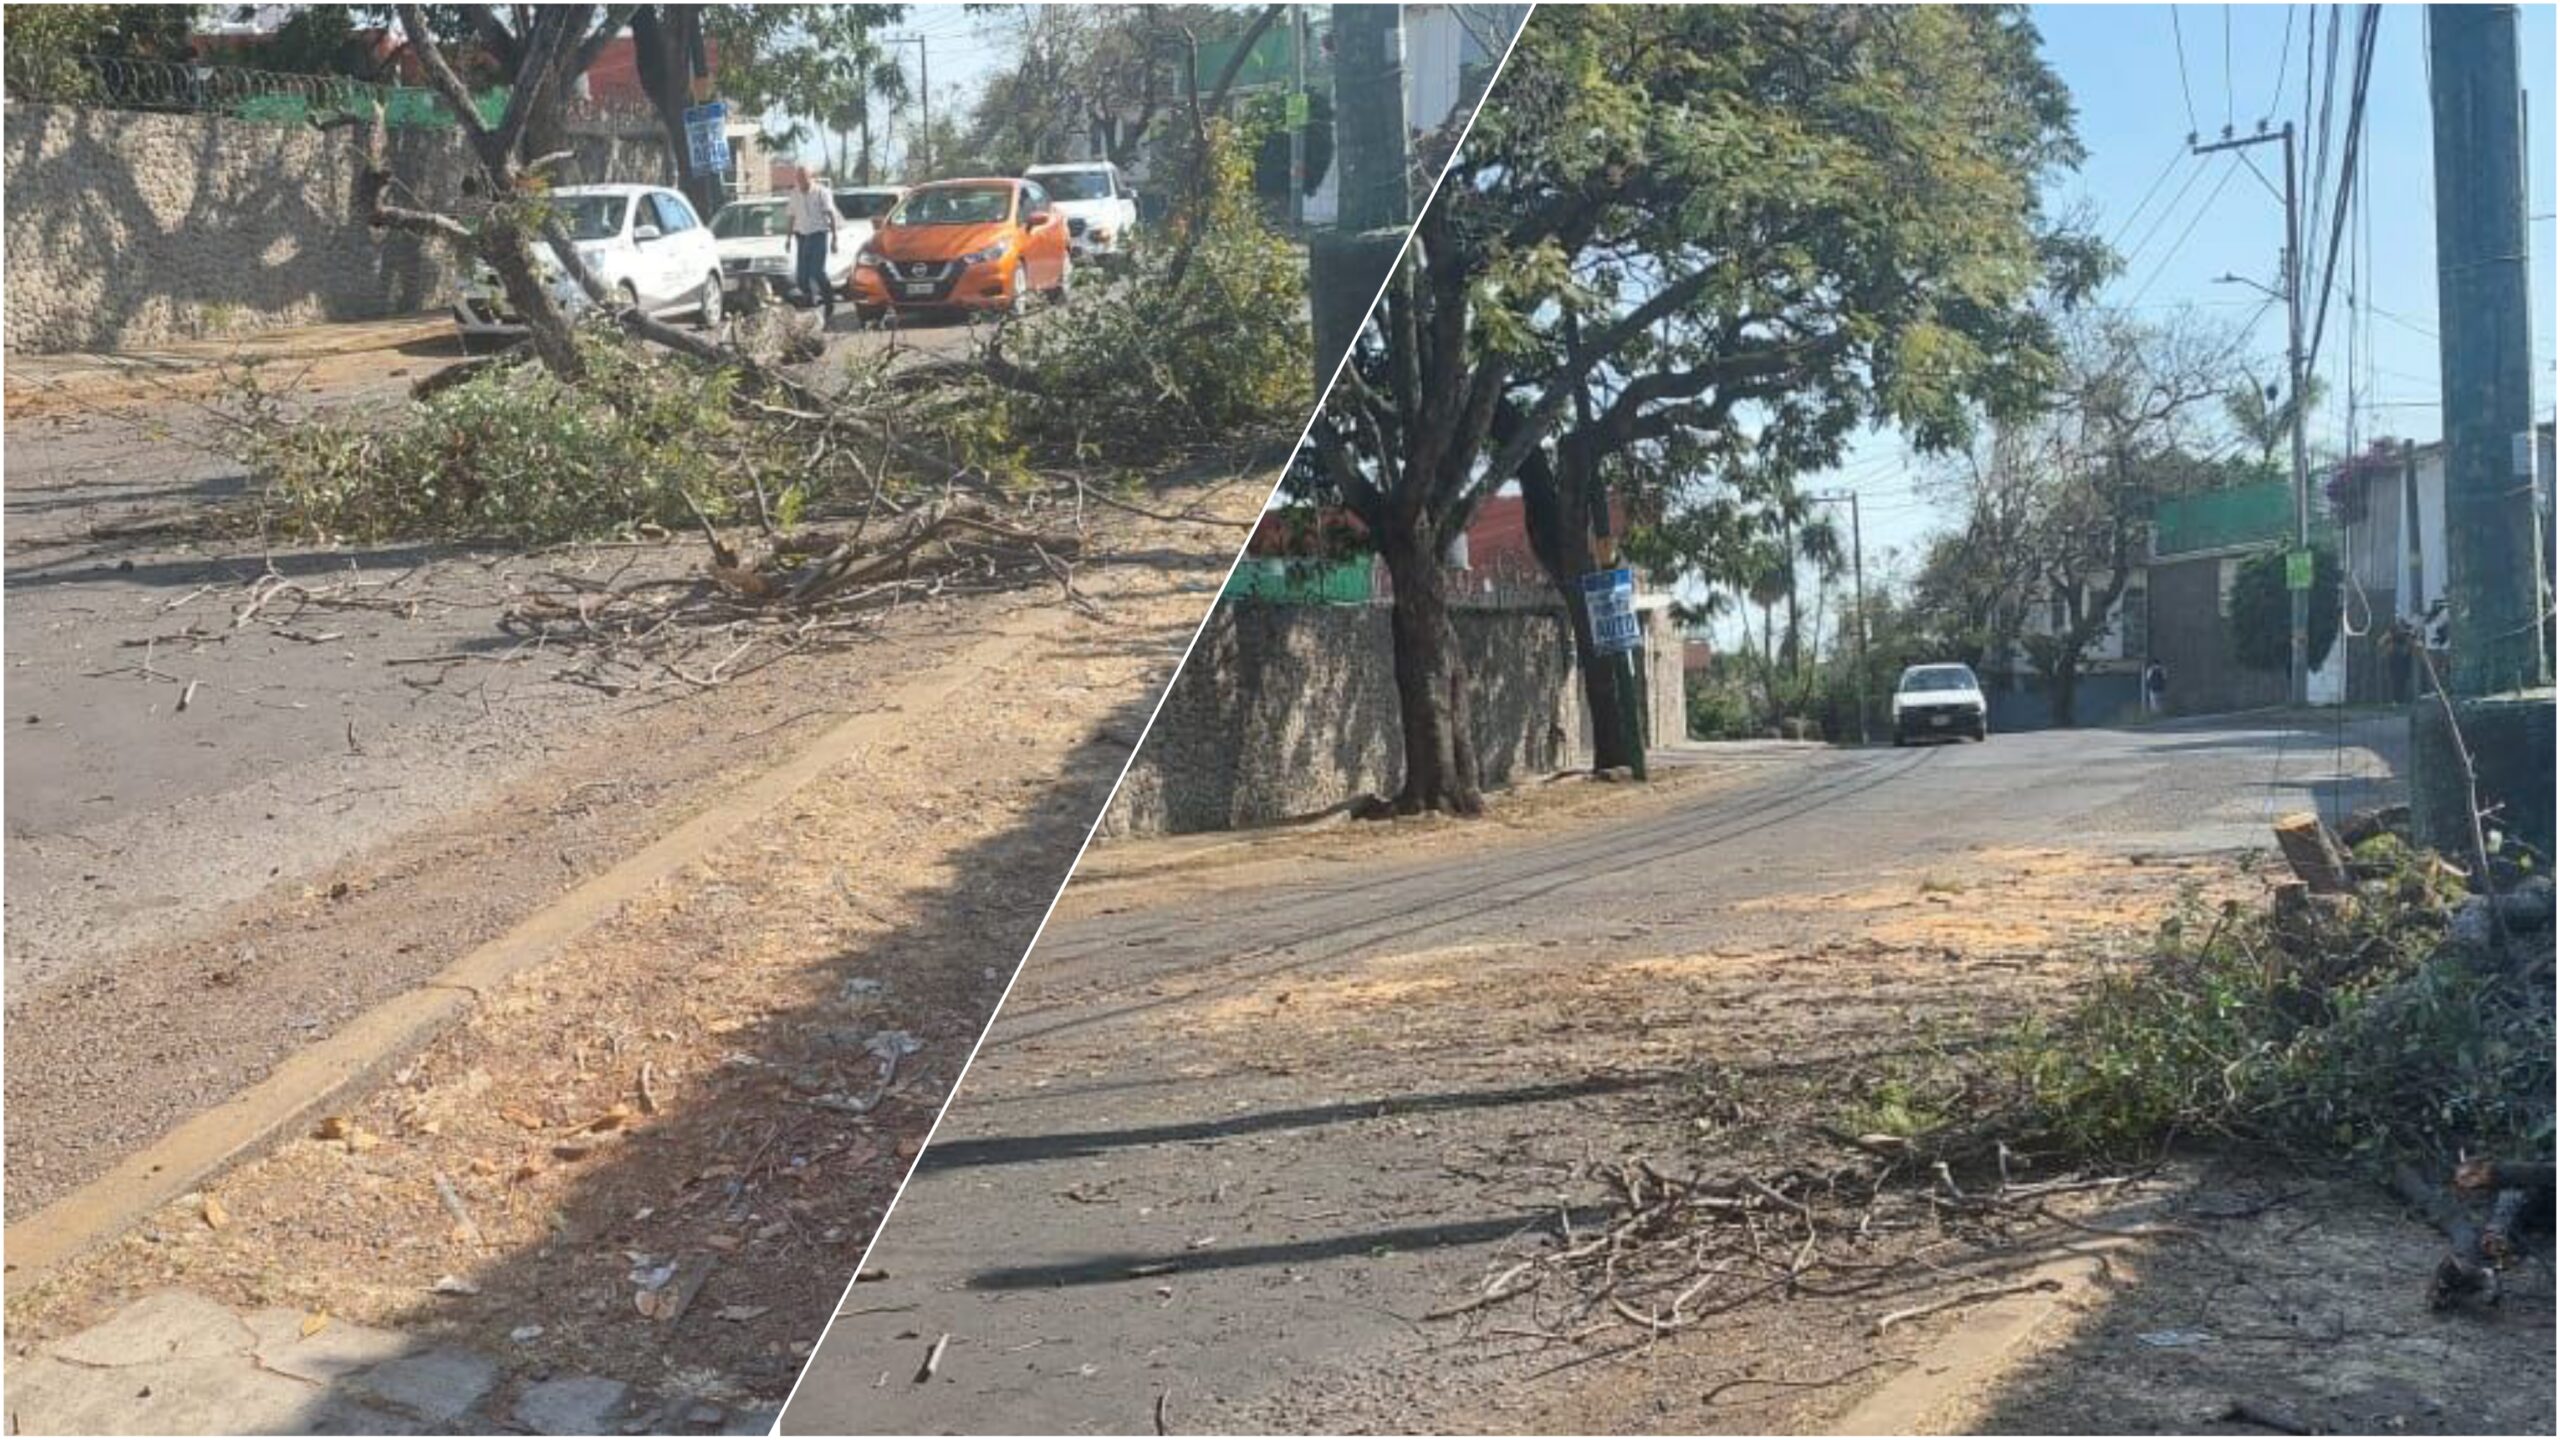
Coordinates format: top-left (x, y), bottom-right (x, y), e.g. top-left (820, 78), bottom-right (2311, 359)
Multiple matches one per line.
top-left (1930, 714), bottom-right (1950, 727)
top-left (901, 282), bottom-right (935, 297)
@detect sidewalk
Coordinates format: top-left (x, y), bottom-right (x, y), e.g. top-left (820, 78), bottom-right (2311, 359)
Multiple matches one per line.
top-left (4, 313), bottom-right (456, 410)
top-left (6, 1290), bottom-right (774, 1436)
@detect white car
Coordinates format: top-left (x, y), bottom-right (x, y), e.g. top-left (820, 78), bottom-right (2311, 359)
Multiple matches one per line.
top-left (710, 194), bottom-right (850, 307)
top-left (451, 184), bottom-right (724, 344)
top-left (1022, 162), bottom-right (1138, 261)
top-left (1891, 663), bottom-right (1989, 745)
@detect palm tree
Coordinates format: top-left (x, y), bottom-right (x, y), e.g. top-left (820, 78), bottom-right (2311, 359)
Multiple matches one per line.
top-left (2223, 371), bottom-right (2327, 473)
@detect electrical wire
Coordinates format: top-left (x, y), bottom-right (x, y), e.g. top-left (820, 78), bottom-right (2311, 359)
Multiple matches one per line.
top-left (2305, 4), bottom-right (2380, 377)
top-left (2115, 156), bottom-right (2211, 284)
top-left (2171, 6), bottom-right (2201, 136)
top-left (2123, 157), bottom-right (2243, 310)
top-left (2268, 3), bottom-right (2298, 122)
top-left (2106, 142), bottom-right (2192, 257)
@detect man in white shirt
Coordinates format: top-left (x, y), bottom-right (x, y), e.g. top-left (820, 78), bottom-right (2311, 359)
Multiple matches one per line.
top-left (787, 165), bottom-right (840, 323)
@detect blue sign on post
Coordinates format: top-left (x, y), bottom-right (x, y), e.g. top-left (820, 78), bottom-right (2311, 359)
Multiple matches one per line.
top-left (1580, 567), bottom-right (1640, 656)
top-left (683, 101), bottom-right (731, 175)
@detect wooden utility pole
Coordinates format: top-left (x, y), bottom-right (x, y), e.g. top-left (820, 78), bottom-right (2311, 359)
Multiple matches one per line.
top-left (2428, 4), bottom-right (2549, 694)
top-left (2197, 122), bottom-right (2312, 704)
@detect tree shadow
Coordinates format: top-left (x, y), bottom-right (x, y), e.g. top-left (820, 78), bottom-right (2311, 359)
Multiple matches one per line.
top-left (1954, 1166), bottom-right (2555, 1436)
top-left (6, 104), bottom-right (464, 353)
top-left (339, 626), bottom-right (1201, 1420)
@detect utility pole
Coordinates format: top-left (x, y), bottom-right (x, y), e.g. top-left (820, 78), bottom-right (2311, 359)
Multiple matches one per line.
top-left (890, 35), bottom-right (930, 176)
top-left (1308, 6), bottom-right (1408, 392)
top-left (1806, 491), bottom-right (1871, 745)
top-left (2429, 4), bottom-right (2549, 694)
top-left (1289, 6), bottom-right (1309, 228)
top-left (2197, 122), bottom-right (2312, 704)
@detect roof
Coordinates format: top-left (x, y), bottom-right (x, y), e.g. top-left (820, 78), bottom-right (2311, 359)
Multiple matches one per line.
top-left (1025, 161), bottom-right (1118, 173)
top-left (552, 183), bottom-right (674, 198)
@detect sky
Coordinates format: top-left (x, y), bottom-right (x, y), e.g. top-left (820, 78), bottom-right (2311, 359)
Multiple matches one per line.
top-left (851, 4), bottom-right (2558, 639)
top-left (1817, 1), bottom-right (2559, 601)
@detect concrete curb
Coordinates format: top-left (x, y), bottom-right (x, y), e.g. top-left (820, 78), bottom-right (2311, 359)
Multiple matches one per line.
top-left (3, 613), bottom-right (1068, 1291)
top-left (1825, 1248), bottom-right (2121, 1435)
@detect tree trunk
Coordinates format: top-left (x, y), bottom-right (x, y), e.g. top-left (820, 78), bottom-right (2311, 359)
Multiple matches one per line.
top-left (1381, 533), bottom-right (1484, 816)
top-left (2051, 654), bottom-right (2081, 728)
top-left (1546, 522), bottom-right (1641, 773)
top-left (477, 217), bottom-right (583, 380)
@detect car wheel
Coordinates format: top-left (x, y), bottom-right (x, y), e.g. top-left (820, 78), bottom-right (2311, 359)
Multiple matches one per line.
top-left (856, 304), bottom-right (887, 327)
top-left (616, 281), bottom-right (641, 316)
top-left (1972, 721), bottom-right (1989, 742)
top-left (693, 274), bottom-right (724, 329)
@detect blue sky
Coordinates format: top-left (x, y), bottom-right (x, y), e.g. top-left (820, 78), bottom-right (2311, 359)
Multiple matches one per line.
top-left (1830, 1), bottom-right (2559, 592)
top-left (863, 5), bottom-right (2557, 625)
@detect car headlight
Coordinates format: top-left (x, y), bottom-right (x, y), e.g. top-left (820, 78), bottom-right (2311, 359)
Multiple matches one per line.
top-left (855, 244), bottom-right (882, 266)
top-left (958, 242), bottom-right (1008, 266)
top-left (1089, 227), bottom-right (1113, 244)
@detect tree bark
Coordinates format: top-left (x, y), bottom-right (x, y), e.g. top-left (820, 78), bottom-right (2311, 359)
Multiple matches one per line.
top-left (1380, 532), bottom-right (1483, 816)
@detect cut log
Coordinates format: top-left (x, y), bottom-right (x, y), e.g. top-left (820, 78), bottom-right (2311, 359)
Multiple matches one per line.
top-left (2392, 1165), bottom-right (2500, 1310)
top-left (2452, 1159), bottom-right (2555, 1197)
top-left (2273, 814), bottom-right (2355, 894)
top-left (2480, 1189), bottom-right (2532, 1264)
top-left (2338, 802), bottom-right (2411, 847)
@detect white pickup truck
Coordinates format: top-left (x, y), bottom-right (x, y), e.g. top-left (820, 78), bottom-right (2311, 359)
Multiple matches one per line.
top-left (1022, 162), bottom-right (1139, 264)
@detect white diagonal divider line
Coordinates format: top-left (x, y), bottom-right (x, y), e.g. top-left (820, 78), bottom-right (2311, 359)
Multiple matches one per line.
top-left (770, 7), bottom-right (1545, 1429)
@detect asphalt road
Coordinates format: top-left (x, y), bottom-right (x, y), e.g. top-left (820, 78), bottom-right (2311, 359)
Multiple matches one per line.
top-left (778, 715), bottom-right (2406, 1435)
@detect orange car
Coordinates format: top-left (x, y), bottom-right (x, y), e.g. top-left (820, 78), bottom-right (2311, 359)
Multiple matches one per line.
top-left (850, 177), bottom-right (1073, 322)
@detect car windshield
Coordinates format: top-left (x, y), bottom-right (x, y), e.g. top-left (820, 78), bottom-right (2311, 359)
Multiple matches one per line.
top-left (555, 194), bottom-right (629, 241)
top-left (1034, 170), bottom-right (1112, 201)
top-left (712, 201), bottom-right (789, 239)
top-left (1900, 666), bottom-right (1977, 694)
top-left (894, 185), bottom-right (1012, 225)
top-left (834, 191), bottom-right (900, 221)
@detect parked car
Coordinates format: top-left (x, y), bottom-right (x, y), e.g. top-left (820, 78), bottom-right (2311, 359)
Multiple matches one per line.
top-left (1891, 663), bottom-right (1989, 745)
top-left (710, 194), bottom-right (852, 311)
top-left (848, 177), bottom-right (1073, 323)
top-left (451, 184), bottom-right (723, 345)
top-left (1022, 161), bottom-right (1139, 263)
top-left (832, 184), bottom-right (906, 241)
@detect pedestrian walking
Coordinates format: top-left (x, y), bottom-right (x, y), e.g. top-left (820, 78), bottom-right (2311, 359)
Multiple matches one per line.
top-left (2143, 657), bottom-right (2168, 717)
top-left (787, 166), bottom-right (839, 324)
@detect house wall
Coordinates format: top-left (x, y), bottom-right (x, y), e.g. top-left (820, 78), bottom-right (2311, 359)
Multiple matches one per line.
top-left (2146, 552), bottom-right (2288, 717)
top-left (1101, 599), bottom-right (1585, 837)
top-left (3, 102), bottom-right (666, 354)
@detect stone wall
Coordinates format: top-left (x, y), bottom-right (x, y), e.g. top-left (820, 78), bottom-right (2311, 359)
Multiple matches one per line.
top-left (1104, 597), bottom-right (1691, 838)
top-left (3, 102), bottom-right (667, 354)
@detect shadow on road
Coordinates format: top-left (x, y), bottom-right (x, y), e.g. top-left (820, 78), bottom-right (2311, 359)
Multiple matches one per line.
top-left (919, 1072), bottom-right (1667, 1172)
top-left (965, 1206), bottom-right (1621, 1291)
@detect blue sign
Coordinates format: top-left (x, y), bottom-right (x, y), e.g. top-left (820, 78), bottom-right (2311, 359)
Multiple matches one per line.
top-left (1580, 567), bottom-right (1640, 656)
top-left (683, 101), bottom-right (731, 174)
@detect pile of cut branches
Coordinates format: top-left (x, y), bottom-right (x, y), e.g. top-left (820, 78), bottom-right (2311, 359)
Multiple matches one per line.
top-left (497, 498), bottom-right (1088, 696)
top-left (1434, 1154), bottom-right (2163, 1354)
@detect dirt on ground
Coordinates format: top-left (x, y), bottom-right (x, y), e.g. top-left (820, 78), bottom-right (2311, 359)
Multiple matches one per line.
top-left (781, 717), bottom-right (2550, 1437)
top-left (2, 434), bottom-right (1271, 1415)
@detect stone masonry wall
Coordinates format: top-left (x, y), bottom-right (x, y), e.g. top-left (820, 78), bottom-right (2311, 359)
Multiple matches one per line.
top-left (4, 102), bottom-right (667, 354)
top-left (1101, 600), bottom-right (1593, 839)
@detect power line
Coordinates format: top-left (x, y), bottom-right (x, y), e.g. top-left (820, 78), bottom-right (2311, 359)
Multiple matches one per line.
top-left (2116, 155), bottom-right (2211, 280)
top-left (2171, 7), bottom-right (2201, 136)
top-left (2106, 142), bottom-right (2193, 256)
top-left (2223, 4), bottom-right (2235, 132)
top-left (2268, 3), bottom-right (2298, 121)
top-left (2123, 157), bottom-right (2243, 309)
top-left (2305, 4), bottom-right (2380, 376)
